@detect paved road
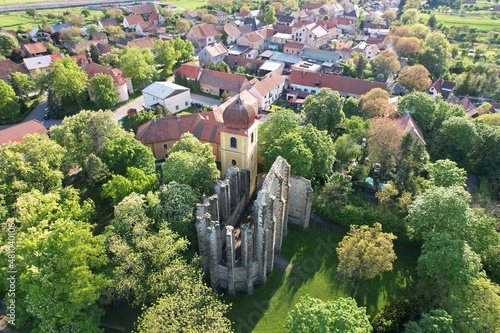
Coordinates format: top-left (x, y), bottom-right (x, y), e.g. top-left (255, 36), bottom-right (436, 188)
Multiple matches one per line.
top-left (113, 96), bottom-right (145, 122)
top-left (191, 93), bottom-right (221, 107)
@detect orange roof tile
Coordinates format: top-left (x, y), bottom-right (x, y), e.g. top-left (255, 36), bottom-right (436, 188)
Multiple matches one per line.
top-left (23, 42), bottom-right (47, 55)
top-left (0, 120), bottom-right (47, 145)
top-left (174, 62), bottom-right (202, 80)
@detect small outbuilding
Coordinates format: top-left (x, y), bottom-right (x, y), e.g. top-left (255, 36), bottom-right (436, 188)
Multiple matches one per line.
top-left (142, 81), bottom-right (191, 114)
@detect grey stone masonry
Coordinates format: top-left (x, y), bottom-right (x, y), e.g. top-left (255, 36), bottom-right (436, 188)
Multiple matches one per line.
top-left (195, 157), bottom-right (313, 296)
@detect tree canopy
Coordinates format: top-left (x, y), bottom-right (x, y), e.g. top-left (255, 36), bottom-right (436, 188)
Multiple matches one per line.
top-left (303, 88), bottom-right (345, 134)
top-left (398, 65), bottom-right (431, 92)
top-left (0, 79), bottom-right (21, 123)
top-left (89, 73), bottom-right (119, 109)
top-left (52, 57), bottom-right (88, 107)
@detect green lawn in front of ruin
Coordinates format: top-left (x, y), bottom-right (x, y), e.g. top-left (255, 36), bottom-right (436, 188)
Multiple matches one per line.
top-left (226, 221), bottom-right (420, 333)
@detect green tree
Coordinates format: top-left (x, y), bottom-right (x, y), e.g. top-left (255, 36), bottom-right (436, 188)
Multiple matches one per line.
top-left (287, 295), bottom-right (372, 333)
top-left (401, 8), bottom-right (418, 25)
top-left (107, 193), bottom-right (190, 306)
top-left (367, 118), bottom-right (405, 176)
top-left (264, 5), bottom-right (278, 25)
top-left (0, 33), bottom-right (20, 57)
top-left (52, 57), bottom-right (88, 107)
top-left (398, 65), bottom-right (431, 92)
top-left (17, 218), bottom-right (109, 332)
top-left (433, 117), bottom-right (477, 169)
top-left (300, 124), bottom-right (336, 180)
top-left (89, 73), bottom-right (119, 109)
top-left (405, 309), bottom-right (454, 333)
top-left (359, 88), bottom-right (390, 118)
top-left (121, 110), bottom-right (155, 134)
top-left (417, 233), bottom-right (484, 292)
top-left (8, 72), bottom-right (34, 110)
top-left (0, 134), bottom-right (66, 207)
top-left (51, 110), bottom-right (122, 170)
top-left (135, 276), bottom-right (232, 333)
top-left (102, 132), bottom-right (156, 176)
top-left (0, 79), bottom-right (21, 123)
top-left (344, 116), bottom-right (371, 142)
top-left (216, 60), bottom-right (230, 73)
top-left (155, 39), bottom-right (179, 74)
top-left (394, 133), bottom-right (428, 193)
top-left (172, 35), bottom-right (194, 64)
top-left (372, 50), bottom-right (400, 78)
top-left (427, 14), bottom-right (437, 29)
top-left (265, 132), bottom-right (313, 178)
top-left (316, 173), bottom-right (353, 211)
top-left (120, 47), bottom-right (156, 88)
top-left (303, 88), bottom-right (345, 134)
top-left (102, 167), bottom-right (158, 204)
top-left (420, 32), bottom-right (451, 77)
top-left (337, 223), bottom-right (397, 280)
top-left (89, 43), bottom-right (100, 63)
top-left (398, 92), bottom-right (436, 137)
top-left (169, 133), bottom-right (219, 177)
top-left (84, 153), bottom-right (111, 185)
top-left (426, 159), bottom-right (466, 188)
top-left (26, 8), bottom-right (37, 24)
top-left (259, 108), bottom-right (302, 157)
top-left (334, 134), bottom-right (361, 165)
top-left (176, 19), bottom-right (191, 33)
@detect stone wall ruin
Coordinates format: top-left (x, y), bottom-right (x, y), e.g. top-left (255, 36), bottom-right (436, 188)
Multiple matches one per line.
top-left (195, 156), bottom-right (313, 296)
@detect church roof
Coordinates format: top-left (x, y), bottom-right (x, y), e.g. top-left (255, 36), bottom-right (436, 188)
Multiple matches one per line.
top-left (223, 94), bottom-right (256, 130)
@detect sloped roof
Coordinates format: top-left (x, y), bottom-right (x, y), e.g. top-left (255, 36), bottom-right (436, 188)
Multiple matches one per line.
top-left (458, 97), bottom-right (478, 118)
top-left (249, 71), bottom-right (284, 96)
top-left (203, 43), bottom-right (228, 57)
top-left (174, 62), bottom-right (202, 80)
top-left (301, 2), bottom-right (322, 9)
top-left (302, 48), bottom-right (342, 63)
top-left (399, 113), bottom-right (426, 145)
top-left (83, 62), bottom-right (128, 86)
top-left (127, 37), bottom-right (156, 50)
top-left (51, 23), bottom-right (72, 32)
top-left (142, 81), bottom-right (189, 99)
top-left (23, 42), bottom-right (47, 55)
top-left (137, 21), bottom-right (157, 33)
top-left (289, 70), bottom-right (387, 96)
top-left (91, 32), bottom-right (108, 41)
top-left (305, 22), bottom-right (328, 38)
top-left (149, 12), bottom-right (160, 21)
top-left (99, 18), bottom-right (118, 27)
top-left (0, 59), bottom-right (29, 78)
top-left (284, 41), bottom-right (305, 50)
top-left (199, 69), bottom-right (249, 92)
top-left (224, 23), bottom-right (241, 37)
top-left (23, 54), bottom-right (64, 70)
top-left (0, 120), bottom-right (47, 145)
top-left (224, 55), bottom-right (265, 71)
top-left (129, 4), bottom-right (155, 15)
top-left (189, 23), bottom-right (220, 39)
top-left (124, 15), bottom-right (145, 25)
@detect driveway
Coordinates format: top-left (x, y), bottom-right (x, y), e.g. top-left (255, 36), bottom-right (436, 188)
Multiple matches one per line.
top-left (191, 93), bottom-right (221, 107)
top-left (0, 99), bottom-right (63, 131)
top-left (112, 96), bottom-right (145, 123)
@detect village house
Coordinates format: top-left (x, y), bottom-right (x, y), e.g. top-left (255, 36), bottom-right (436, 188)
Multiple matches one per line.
top-left (319, 3), bottom-right (344, 18)
top-left (399, 113), bottom-right (426, 146)
top-left (0, 59), bottom-right (30, 83)
top-left (288, 70), bottom-right (387, 98)
top-left (292, 22), bottom-right (329, 49)
top-left (248, 71), bottom-right (285, 111)
top-left (301, 2), bottom-right (322, 13)
top-left (22, 42), bottom-right (47, 57)
top-left (28, 28), bottom-right (50, 42)
top-left (364, 44), bottom-right (379, 61)
top-left (128, 4), bottom-right (156, 19)
top-left (83, 62), bottom-right (133, 103)
top-left (199, 69), bottom-right (251, 96)
top-left (301, 48), bottom-right (343, 65)
top-left (90, 32), bottom-right (109, 44)
top-left (270, 33), bottom-right (292, 50)
top-left (184, 10), bottom-right (200, 22)
top-left (237, 31), bottom-right (266, 50)
top-left (224, 55), bottom-right (265, 75)
top-left (223, 23), bottom-right (241, 45)
top-left (174, 62), bottom-right (202, 82)
top-left (186, 23), bottom-right (220, 50)
top-left (142, 81), bottom-right (191, 114)
top-left (428, 78), bottom-right (456, 100)
top-left (123, 37), bottom-right (157, 52)
top-left (65, 40), bottom-right (100, 54)
top-left (213, 11), bottom-right (229, 23)
top-left (0, 120), bottom-right (48, 146)
top-left (199, 43), bottom-right (228, 68)
top-left (23, 53), bottom-right (64, 76)
top-left (98, 18), bottom-right (119, 31)
top-left (148, 12), bottom-right (165, 25)
top-left (284, 41), bottom-right (305, 55)
top-left (123, 15), bottom-right (145, 30)
top-left (136, 21), bottom-right (159, 36)
top-left (276, 14), bottom-right (296, 26)
top-left (458, 97), bottom-right (479, 118)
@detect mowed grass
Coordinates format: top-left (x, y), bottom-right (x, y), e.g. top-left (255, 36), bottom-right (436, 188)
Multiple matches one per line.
top-left (420, 12), bottom-right (500, 31)
top-left (1, 0), bottom-right (208, 10)
top-left (226, 222), bottom-right (420, 333)
top-left (0, 7), bottom-right (105, 30)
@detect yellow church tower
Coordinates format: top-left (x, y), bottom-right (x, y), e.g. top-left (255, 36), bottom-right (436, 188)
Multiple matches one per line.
top-left (219, 95), bottom-right (259, 196)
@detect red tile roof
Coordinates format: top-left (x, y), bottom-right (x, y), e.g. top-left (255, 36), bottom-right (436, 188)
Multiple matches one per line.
top-left (189, 23), bottom-right (220, 39)
top-left (284, 41), bottom-right (304, 50)
top-left (289, 70), bottom-right (387, 96)
top-left (124, 15), bottom-right (145, 25)
top-left (149, 12), bottom-right (160, 21)
top-left (137, 21), bottom-right (157, 33)
top-left (199, 69), bottom-right (250, 93)
top-left (0, 59), bottom-right (29, 79)
top-left (83, 62), bottom-right (128, 85)
top-left (250, 71), bottom-right (284, 96)
top-left (23, 42), bottom-right (47, 55)
top-left (224, 23), bottom-right (241, 37)
top-left (399, 113), bottom-right (426, 145)
top-left (127, 37), bottom-right (156, 50)
top-left (0, 120), bottom-right (47, 145)
top-left (129, 4), bottom-right (155, 15)
top-left (174, 62), bottom-right (202, 80)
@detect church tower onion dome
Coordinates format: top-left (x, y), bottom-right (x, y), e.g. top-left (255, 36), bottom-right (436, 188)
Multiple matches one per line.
top-left (222, 94), bottom-right (256, 130)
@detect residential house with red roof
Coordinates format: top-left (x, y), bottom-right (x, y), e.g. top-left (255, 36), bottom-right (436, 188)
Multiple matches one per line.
top-left (248, 71), bottom-right (285, 111)
top-left (223, 23), bottom-right (241, 45)
top-left (199, 69), bottom-right (251, 96)
top-left (319, 3), bottom-right (344, 18)
top-left (174, 62), bottom-right (202, 81)
top-left (284, 41), bottom-right (305, 55)
top-left (22, 42), bottom-right (47, 57)
top-left (186, 23), bottom-right (220, 50)
top-left (83, 62), bottom-right (133, 103)
top-left (288, 70), bottom-right (387, 98)
top-left (128, 4), bottom-right (156, 18)
top-left (292, 22), bottom-right (329, 49)
top-left (98, 18), bottom-right (119, 31)
top-left (458, 97), bottom-right (478, 118)
top-left (136, 21), bottom-right (159, 36)
top-left (0, 59), bottom-right (30, 83)
top-left (428, 78), bottom-right (456, 100)
top-left (237, 28), bottom-right (275, 51)
top-left (123, 15), bottom-right (145, 30)
top-left (0, 120), bottom-right (47, 146)
top-left (199, 43), bottom-right (228, 68)
top-left (398, 113), bottom-right (426, 146)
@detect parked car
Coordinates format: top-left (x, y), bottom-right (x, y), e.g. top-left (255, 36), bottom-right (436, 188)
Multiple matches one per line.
top-left (43, 110), bottom-right (50, 120)
top-left (192, 102), bottom-right (202, 108)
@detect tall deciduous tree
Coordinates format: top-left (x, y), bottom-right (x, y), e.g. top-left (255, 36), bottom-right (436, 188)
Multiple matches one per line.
top-left (155, 39), bottom-right (179, 74)
top-left (394, 37), bottom-right (422, 58)
top-left (398, 92), bottom-right (436, 137)
top-left (8, 72), bottom-right (34, 110)
top-left (102, 167), bottom-right (158, 204)
top-left (420, 32), bottom-right (451, 77)
top-left (303, 88), bottom-right (345, 134)
top-left (0, 33), bottom-right (20, 57)
top-left (176, 19), bottom-right (191, 33)
top-left (300, 124), bottom-right (336, 180)
top-left (337, 223), bottom-right (397, 280)
top-left (287, 295), bottom-right (372, 333)
top-left (265, 132), bottom-right (313, 178)
top-left (372, 50), bottom-right (400, 78)
top-left (367, 118), bottom-right (405, 176)
top-left (89, 73), bottom-right (119, 109)
top-left (172, 35), bottom-right (194, 64)
top-left (405, 309), bottom-right (454, 333)
top-left (398, 65), bottom-right (431, 92)
top-left (426, 159), bottom-right (466, 188)
top-left (359, 88), bottom-right (390, 118)
top-left (52, 57), bottom-right (88, 107)
top-left (120, 47), bottom-right (156, 88)
top-left (0, 79), bottom-right (21, 123)
top-left (264, 5), bottom-right (278, 25)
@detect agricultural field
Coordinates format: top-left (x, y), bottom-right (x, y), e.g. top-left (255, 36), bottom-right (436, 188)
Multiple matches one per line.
top-left (0, 0), bottom-right (208, 10)
top-left (420, 12), bottom-right (500, 31)
top-left (226, 222), bottom-right (419, 333)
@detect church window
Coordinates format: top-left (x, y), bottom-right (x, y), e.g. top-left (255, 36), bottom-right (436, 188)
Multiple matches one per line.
top-left (230, 137), bottom-right (237, 148)
top-left (232, 159), bottom-right (237, 166)
top-left (251, 132), bottom-right (254, 143)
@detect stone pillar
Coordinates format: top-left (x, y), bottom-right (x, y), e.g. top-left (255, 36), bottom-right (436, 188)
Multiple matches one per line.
top-left (282, 160), bottom-right (291, 236)
top-left (195, 214), bottom-right (210, 276)
top-left (241, 223), bottom-right (254, 294)
top-left (253, 194), bottom-right (267, 285)
top-left (265, 204), bottom-right (275, 276)
top-left (206, 221), bottom-right (221, 289)
top-left (207, 194), bottom-right (219, 223)
top-left (224, 167), bottom-right (240, 212)
top-left (241, 169), bottom-right (251, 205)
top-left (226, 225), bottom-right (236, 297)
top-left (215, 180), bottom-right (230, 225)
top-left (273, 175), bottom-right (285, 253)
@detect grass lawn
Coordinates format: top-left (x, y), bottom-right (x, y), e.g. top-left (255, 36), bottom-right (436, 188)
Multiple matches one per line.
top-left (419, 12), bottom-right (500, 31)
top-left (2, 0), bottom-right (208, 10)
top-left (226, 222), bottom-right (420, 333)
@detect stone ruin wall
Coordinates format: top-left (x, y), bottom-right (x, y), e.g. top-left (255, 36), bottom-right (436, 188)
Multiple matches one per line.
top-left (195, 156), bottom-right (313, 296)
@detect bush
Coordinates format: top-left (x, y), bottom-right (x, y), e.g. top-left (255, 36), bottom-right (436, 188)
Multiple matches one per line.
top-left (371, 298), bottom-right (420, 333)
